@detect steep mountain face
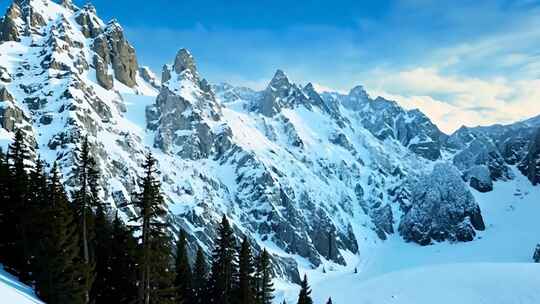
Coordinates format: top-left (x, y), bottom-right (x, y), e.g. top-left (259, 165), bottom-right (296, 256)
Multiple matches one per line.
top-left (1, 0), bottom-right (538, 286)
top-left (399, 163), bottom-right (485, 245)
top-left (320, 89), bottom-right (448, 161)
top-left (447, 116), bottom-right (540, 190)
top-left (148, 49), bottom-right (229, 159)
top-left (0, 0), bottom-right (156, 217)
top-left (519, 128), bottom-right (540, 185)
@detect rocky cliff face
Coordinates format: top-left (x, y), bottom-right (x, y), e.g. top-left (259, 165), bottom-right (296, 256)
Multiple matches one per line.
top-left (3, 0), bottom-right (538, 285)
top-left (0, 2), bottom-right (22, 42)
top-left (399, 163), bottom-right (485, 245)
top-left (320, 89), bottom-right (448, 161)
top-left (149, 49), bottom-right (229, 160)
top-left (0, 0), bottom-right (154, 218)
top-left (447, 116), bottom-right (540, 190)
top-left (519, 128), bottom-right (540, 185)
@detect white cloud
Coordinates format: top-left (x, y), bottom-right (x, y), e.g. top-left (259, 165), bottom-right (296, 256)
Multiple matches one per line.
top-left (366, 68), bottom-right (540, 133)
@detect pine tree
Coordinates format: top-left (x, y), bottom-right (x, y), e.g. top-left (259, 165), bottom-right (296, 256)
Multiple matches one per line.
top-left (208, 215), bottom-right (237, 304)
top-left (91, 203), bottom-right (112, 303)
top-left (255, 249), bottom-right (274, 304)
top-left (73, 136), bottom-right (99, 303)
top-left (0, 148), bottom-right (11, 266)
top-left (147, 226), bottom-right (175, 304)
top-left (33, 163), bottom-right (86, 304)
top-left (93, 213), bottom-right (139, 304)
top-left (3, 130), bottom-right (32, 279)
top-left (326, 297), bottom-right (333, 304)
top-left (175, 229), bottom-right (193, 304)
top-left (109, 214), bottom-right (139, 304)
top-left (236, 237), bottom-right (255, 304)
top-left (26, 159), bottom-right (49, 280)
top-left (192, 246), bottom-right (208, 304)
top-left (129, 153), bottom-right (174, 304)
top-left (327, 230), bottom-right (334, 261)
top-left (296, 275), bottom-right (313, 304)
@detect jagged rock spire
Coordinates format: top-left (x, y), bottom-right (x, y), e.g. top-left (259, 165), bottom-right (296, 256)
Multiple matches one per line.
top-left (76, 4), bottom-right (102, 38)
top-left (149, 49), bottom-right (226, 158)
top-left (6, 1), bottom-right (22, 18)
top-left (59, 0), bottom-right (76, 10)
top-left (303, 82), bottom-right (316, 92)
top-left (173, 48), bottom-right (198, 75)
top-left (268, 69), bottom-right (291, 90)
top-left (101, 19), bottom-right (138, 88)
top-left (0, 2), bottom-right (23, 42)
top-left (303, 82), bottom-right (334, 114)
top-left (161, 48), bottom-right (199, 84)
top-left (256, 69), bottom-right (295, 116)
top-left (0, 85), bottom-right (14, 102)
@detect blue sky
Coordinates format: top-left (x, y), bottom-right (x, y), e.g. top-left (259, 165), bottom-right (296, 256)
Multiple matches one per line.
top-left (2, 0), bottom-right (540, 132)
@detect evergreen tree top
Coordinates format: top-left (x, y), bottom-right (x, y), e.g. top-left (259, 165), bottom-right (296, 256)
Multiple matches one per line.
top-left (297, 274), bottom-right (313, 304)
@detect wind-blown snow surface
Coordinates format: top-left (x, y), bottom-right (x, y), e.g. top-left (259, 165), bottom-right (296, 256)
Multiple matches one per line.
top-left (276, 168), bottom-right (540, 303)
top-left (300, 263), bottom-right (540, 304)
top-left (0, 266), bottom-right (43, 304)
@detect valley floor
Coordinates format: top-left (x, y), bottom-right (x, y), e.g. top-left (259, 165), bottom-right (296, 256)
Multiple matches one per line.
top-left (276, 167), bottom-right (540, 303)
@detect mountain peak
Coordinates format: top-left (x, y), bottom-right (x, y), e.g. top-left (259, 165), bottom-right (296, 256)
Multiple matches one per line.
top-left (59, 0), bottom-right (76, 10)
top-left (348, 85), bottom-right (369, 99)
top-left (268, 69), bottom-right (291, 89)
top-left (7, 1), bottom-right (22, 15)
top-left (173, 48), bottom-right (198, 75)
top-left (304, 82), bottom-right (315, 92)
top-left (273, 69), bottom-right (287, 79)
top-left (106, 19), bottom-right (122, 31)
top-left (80, 3), bottom-right (96, 13)
top-left (0, 2), bottom-right (23, 42)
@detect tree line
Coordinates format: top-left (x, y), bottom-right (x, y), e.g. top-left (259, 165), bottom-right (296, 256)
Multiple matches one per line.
top-left (0, 131), bottom-right (333, 304)
top-left (0, 131), bottom-right (276, 304)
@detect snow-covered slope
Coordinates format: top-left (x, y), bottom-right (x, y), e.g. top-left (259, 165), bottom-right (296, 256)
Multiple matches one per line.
top-left (0, 266), bottom-right (43, 304)
top-left (276, 167), bottom-right (540, 303)
top-left (300, 263), bottom-right (540, 304)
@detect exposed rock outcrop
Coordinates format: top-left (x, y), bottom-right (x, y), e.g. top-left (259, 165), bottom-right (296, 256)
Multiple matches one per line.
top-left (0, 89), bottom-right (30, 132)
top-left (92, 35), bottom-right (110, 64)
top-left (75, 4), bottom-right (102, 38)
top-left (139, 66), bottom-right (160, 89)
top-left (0, 66), bottom-right (11, 82)
top-left (151, 49), bottom-right (228, 159)
top-left (451, 129), bottom-right (511, 182)
top-left (255, 70), bottom-right (309, 116)
top-left (519, 128), bottom-right (540, 185)
top-left (103, 21), bottom-right (138, 87)
top-left (0, 85), bottom-right (14, 102)
top-left (399, 163), bottom-right (485, 245)
top-left (320, 88), bottom-right (447, 161)
top-left (534, 244), bottom-right (540, 263)
top-left (466, 165), bottom-right (493, 193)
top-left (93, 54), bottom-right (113, 89)
top-left (60, 0), bottom-right (76, 10)
top-left (0, 2), bottom-right (22, 42)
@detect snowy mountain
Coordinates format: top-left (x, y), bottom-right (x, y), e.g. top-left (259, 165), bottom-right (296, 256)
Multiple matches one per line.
top-left (276, 169), bottom-right (540, 303)
top-left (0, 0), bottom-right (539, 296)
